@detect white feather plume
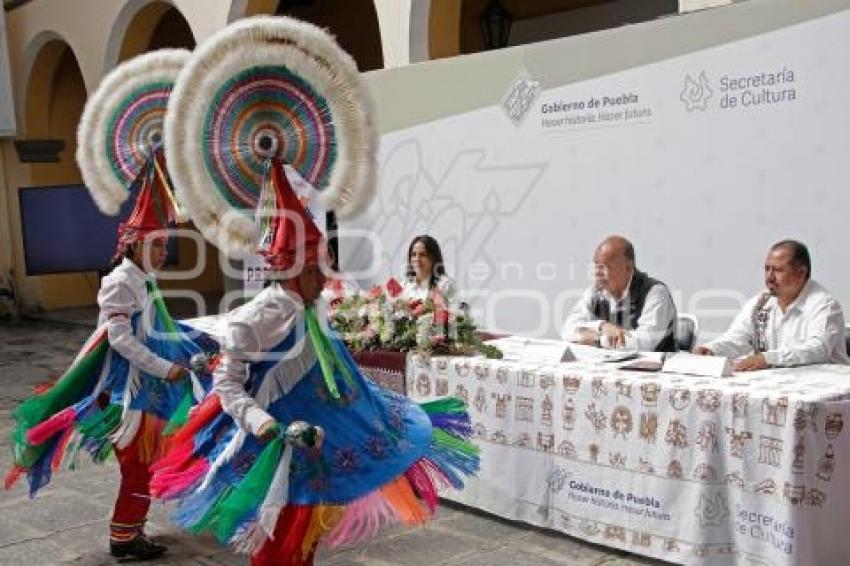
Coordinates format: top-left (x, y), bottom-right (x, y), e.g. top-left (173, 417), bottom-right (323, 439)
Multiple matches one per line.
top-left (76, 49), bottom-right (190, 216)
top-left (164, 16), bottom-right (378, 258)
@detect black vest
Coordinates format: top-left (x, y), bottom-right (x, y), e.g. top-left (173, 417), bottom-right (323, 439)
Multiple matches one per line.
top-left (590, 270), bottom-right (677, 352)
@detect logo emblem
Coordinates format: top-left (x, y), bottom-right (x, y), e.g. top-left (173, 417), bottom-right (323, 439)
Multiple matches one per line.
top-left (680, 72), bottom-right (713, 111)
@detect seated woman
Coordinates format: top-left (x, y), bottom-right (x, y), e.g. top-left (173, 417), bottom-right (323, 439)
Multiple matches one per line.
top-left (402, 235), bottom-right (456, 303)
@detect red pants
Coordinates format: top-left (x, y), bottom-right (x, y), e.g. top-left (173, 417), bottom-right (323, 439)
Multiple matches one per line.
top-left (251, 506), bottom-right (317, 566)
top-left (110, 440), bottom-right (152, 542)
top-left (251, 552), bottom-right (314, 566)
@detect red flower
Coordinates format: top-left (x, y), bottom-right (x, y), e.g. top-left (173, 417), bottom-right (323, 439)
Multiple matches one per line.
top-left (368, 285), bottom-right (383, 299)
top-left (433, 309), bottom-right (450, 326)
top-left (411, 304), bottom-right (426, 318)
top-left (409, 299), bottom-right (422, 310)
top-left (386, 277), bottom-right (403, 298)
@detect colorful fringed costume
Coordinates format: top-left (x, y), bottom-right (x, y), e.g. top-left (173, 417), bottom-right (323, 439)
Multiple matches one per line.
top-left (153, 16), bottom-right (480, 564)
top-left (6, 217), bottom-right (216, 546)
top-left (5, 49), bottom-right (219, 555)
top-left (5, 261), bottom-right (214, 491)
top-left (151, 160), bottom-right (478, 564)
top-left (152, 285), bottom-right (478, 564)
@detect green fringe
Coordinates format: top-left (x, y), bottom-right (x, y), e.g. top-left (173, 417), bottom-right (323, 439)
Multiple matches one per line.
top-left (146, 281), bottom-right (177, 334)
top-left (162, 384), bottom-right (194, 436)
top-left (305, 309), bottom-right (339, 399)
top-left (432, 428), bottom-right (479, 457)
top-left (12, 341), bottom-right (108, 444)
top-left (77, 404), bottom-right (122, 462)
top-left (192, 438), bottom-right (284, 542)
top-left (78, 404), bottom-right (122, 440)
top-left (305, 306), bottom-right (358, 399)
top-left (65, 434), bottom-right (83, 471)
top-left (91, 439), bottom-right (114, 464)
top-left (10, 340), bottom-right (109, 469)
top-left (11, 443), bottom-right (48, 471)
top-left (419, 397), bottom-right (468, 416)
top-left (188, 486), bottom-right (232, 535)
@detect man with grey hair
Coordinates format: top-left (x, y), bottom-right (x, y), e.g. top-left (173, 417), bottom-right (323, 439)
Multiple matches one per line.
top-left (562, 235), bottom-right (677, 352)
top-left (694, 240), bottom-right (848, 371)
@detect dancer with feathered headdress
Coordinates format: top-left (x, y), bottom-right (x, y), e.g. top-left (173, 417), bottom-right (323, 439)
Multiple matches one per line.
top-left (5, 49), bottom-right (217, 560)
top-left (152, 17), bottom-right (479, 565)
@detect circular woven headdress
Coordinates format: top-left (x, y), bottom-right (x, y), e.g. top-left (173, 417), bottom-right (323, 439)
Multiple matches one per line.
top-left (164, 16), bottom-right (378, 258)
top-left (76, 49), bottom-right (190, 216)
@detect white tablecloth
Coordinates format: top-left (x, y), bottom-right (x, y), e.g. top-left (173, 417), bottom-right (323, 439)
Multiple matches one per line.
top-left (405, 352), bottom-right (850, 565)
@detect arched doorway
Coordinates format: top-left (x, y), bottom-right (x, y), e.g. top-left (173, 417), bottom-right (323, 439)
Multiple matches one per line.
top-left (236, 0), bottom-right (384, 71)
top-left (20, 40), bottom-right (94, 308)
top-left (117, 2), bottom-right (196, 62)
top-left (25, 41), bottom-right (86, 186)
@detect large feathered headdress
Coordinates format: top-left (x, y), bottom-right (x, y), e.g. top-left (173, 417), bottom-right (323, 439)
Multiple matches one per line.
top-left (163, 16), bottom-right (378, 263)
top-left (76, 49), bottom-right (189, 256)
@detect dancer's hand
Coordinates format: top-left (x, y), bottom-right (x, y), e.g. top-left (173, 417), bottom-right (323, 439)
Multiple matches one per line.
top-left (166, 364), bottom-right (189, 382)
top-left (257, 419), bottom-right (280, 442)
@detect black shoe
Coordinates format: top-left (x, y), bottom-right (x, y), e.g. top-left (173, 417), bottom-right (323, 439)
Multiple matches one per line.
top-left (109, 535), bottom-right (167, 561)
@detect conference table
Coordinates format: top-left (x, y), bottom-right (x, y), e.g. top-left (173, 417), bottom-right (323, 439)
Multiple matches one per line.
top-left (403, 339), bottom-right (850, 566)
top-left (185, 315), bottom-right (849, 565)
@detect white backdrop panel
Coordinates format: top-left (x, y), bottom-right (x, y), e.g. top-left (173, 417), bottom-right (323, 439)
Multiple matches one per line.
top-left (342, 10), bottom-right (850, 340)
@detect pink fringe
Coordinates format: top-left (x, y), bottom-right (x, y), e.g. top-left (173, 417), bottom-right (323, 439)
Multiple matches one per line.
top-left (150, 438), bottom-right (193, 474)
top-left (4, 466), bottom-right (25, 490)
top-left (323, 491), bottom-right (399, 549)
top-left (150, 440), bottom-right (208, 500)
top-left (26, 407), bottom-right (77, 446)
top-left (323, 457), bottom-right (458, 549)
top-left (50, 427), bottom-right (75, 472)
top-left (404, 460), bottom-right (440, 513)
top-left (150, 458), bottom-right (209, 500)
top-left (418, 457), bottom-right (453, 490)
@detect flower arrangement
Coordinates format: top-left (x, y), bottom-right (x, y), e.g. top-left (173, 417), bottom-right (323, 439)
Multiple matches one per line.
top-left (328, 278), bottom-right (502, 359)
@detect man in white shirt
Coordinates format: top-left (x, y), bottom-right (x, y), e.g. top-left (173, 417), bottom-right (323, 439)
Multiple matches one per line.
top-left (562, 235), bottom-right (677, 352)
top-left (694, 240), bottom-right (848, 371)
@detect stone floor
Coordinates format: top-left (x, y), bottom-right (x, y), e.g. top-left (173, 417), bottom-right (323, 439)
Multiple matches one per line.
top-left (0, 314), bottom-right (669, 565)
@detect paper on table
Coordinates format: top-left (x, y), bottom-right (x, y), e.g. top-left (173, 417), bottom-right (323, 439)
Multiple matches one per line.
top-left (662, 352), bottom-right (733, 378)
top-left (618, 351), bottom-right (665, 371)
top-left (485, 336), bottom-right (574, 365)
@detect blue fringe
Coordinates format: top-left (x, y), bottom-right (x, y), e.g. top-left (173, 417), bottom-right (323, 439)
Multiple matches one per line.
top-left (423, 438), bottom-right (480, 490)
top-left (26, 432), bottom-right (65, 499)
top-left (423, 410), bottom-right (480, 491)
top-left (173, 480), bottom-right (230, 530)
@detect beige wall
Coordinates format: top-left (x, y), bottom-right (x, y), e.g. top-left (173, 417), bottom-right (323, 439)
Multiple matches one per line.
top-left (1, 0), bottom-right (397, 311)
top-left (4, 0), bottom-right (727, 311)
top-left (0, 141), bottom-right (15, 314)
top-left (2, 39), bottom-right (93, 310)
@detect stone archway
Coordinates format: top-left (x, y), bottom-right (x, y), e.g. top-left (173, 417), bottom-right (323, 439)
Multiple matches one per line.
top-left (230, 0), bottom-right (385, 71)
top-left (18, 38), bottom-right (95, 309)
top-left (104, 0), bottom-right (197, 71)
top-left (116, 1), bottom-right (196, 63)
top-left (24, 39), bottom-right (86, 185)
